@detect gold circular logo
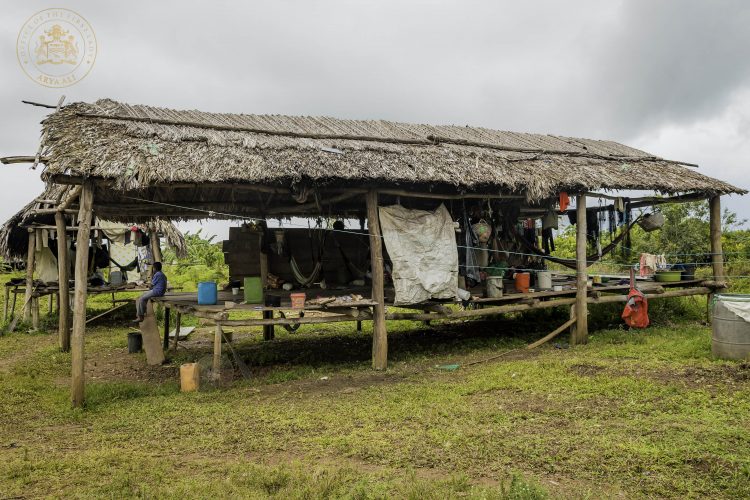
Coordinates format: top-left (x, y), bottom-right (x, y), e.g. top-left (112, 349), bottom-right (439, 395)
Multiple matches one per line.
top-left (17, 8), bottom-right (97, 88)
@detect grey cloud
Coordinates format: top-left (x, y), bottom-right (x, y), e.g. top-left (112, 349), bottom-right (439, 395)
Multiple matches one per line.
top-left (0, 0), bottom-right (748, 232)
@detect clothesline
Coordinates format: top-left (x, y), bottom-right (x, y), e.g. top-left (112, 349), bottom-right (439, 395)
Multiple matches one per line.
top-left (122, 195), bottom-right (747, 272)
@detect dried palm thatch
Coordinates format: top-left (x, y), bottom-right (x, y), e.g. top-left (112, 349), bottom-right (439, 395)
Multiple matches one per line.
top-left (38, 99), bottom-right (744, 204)
top-left (0, 184), bottom-right (187, 260)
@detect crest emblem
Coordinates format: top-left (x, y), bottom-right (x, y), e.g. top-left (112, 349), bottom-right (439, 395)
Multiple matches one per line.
top-left (17, 8), bottom-right (97, 88)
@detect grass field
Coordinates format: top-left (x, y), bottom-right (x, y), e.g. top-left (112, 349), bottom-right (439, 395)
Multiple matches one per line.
top-left (0, 276), bottom-right (749, 498)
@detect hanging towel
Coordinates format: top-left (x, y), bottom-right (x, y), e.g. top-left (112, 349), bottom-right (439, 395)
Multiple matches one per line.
top-left (639, 253), bottom-right (665, 277)
top-left (379, 204), bottom-right (459, 305)
top-left (34, 247), bottom-right (59, 283)
top-left (559, 192), bottom-right (570, 212)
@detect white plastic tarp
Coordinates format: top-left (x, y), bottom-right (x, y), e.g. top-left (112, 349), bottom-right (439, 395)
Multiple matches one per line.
top-left (379, 204), bottom-right (458, 305)
top-left (720, 296), bottom-right (750, 323)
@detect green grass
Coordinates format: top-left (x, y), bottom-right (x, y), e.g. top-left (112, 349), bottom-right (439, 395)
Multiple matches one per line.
top-left (1, 271), bottom-right (749, 498)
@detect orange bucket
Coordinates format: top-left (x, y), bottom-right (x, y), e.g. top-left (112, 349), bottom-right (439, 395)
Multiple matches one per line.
top-left (290, 292), bottom-right (306, 309)
top-left (514, 272), bottom-right (530, 293)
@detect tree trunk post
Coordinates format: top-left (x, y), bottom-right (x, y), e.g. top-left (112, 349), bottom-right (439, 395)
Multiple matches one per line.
top-left (31, 297), bottom-right (39, 330)
top-left (366, 190), bottom-right (387, 370)
top-left (709, 196), bottom-right (724, 283)
top-left (56, 211), bottom-right (71, 351)
top-left (71, 184), bottom-right (94, 408)
top-left (24, 230), bottom-right (36, 322)
top-left (173, 311), bottom-right (181, 351)
top-left (573, 194), bottom-right (588, 345)
top-left (213, 323), bottom-right (223, 379)
top-left (150, 232), bottom-right (162, 264)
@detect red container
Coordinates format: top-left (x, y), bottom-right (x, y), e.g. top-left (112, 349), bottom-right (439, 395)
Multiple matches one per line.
top-left (514, 272), bottom-right (530, 293)
top-left (290, 292), bottom-right (306, 309)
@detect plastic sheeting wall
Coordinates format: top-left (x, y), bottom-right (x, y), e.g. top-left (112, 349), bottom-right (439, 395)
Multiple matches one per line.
top-left (379, 204), bottom-right (458, 305)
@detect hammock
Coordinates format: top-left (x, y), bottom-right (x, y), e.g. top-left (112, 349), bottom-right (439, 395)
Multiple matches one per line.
top-left (288, 228), bottom-right (328, 286)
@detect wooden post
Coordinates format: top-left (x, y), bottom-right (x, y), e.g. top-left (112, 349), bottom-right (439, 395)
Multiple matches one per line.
top-left (173, 312), bottom-right (181, 351)
top-left (366, 190), bottom-right (387, 370)
top-left (150, 232), bottom-right (162, 264)
top-left (709, 196), bottom-right (724, 282)
top-left (71, 184), bottom-right (93, 408)
top-left (213, 323), bottom-right (223, 379)
top-left (3, 285), bottom-right (8, 322)
top-left (163, 306), bottom-right (171, 350)
top-left (31, 297), bottom-right (39, 330)
top-left (262, 311), bottom-right (275, 341)
top-left (572, 194), bottom-right (588, 345)
top-left (56, 211), bottom-right (71, 351)
top-left (24, 230), bottom-right (36, 322)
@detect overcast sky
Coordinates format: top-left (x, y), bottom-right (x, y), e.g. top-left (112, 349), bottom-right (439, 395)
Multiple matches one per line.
top-left (2, 0), bottom-right (749, 239)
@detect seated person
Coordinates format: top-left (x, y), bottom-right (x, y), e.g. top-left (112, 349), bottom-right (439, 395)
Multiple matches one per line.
top-left (135, 262), bottom-right (167, 322)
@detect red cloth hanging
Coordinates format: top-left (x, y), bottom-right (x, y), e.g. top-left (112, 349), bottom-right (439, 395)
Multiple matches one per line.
top-left (622, 269), bottom-right (649, 328)
top-left (559, 192), bottom-right (570, 212)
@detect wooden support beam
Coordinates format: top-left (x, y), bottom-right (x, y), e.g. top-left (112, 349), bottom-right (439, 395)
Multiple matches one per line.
top-left (262, 310), bottom-right (275, 340)
top-left (85, 302), bottom-right (129, 324)
top-left (213, 324), bottom-right (222, 379)
top-left (24, 230), bottom-right (35, 322)
top-left (162, 306), bottom-right (171, 350)
top-left (220, 312), bottom-right (367, 327)
top-left (173, 312), bottom-right (181, 352)
top-left (31, 208), bottom-right (78, 215)
top-left (527, 317), bottom-right (578, 349)
top-left (386, 298), bottom-right (576, 321)
top-left (367, 190), bottom-right (388, 370)
top-left (31, 297), bottom-right (39, 330)
top-left (150, 232), bottom-right (163, 265)
top-left (386, 287), bottom-right (711, 323)
top-left (709, 196), bottom-right (724, 282)
top-left (377, 189), bottom-right (524, 200)
top-left (573, 194), bottom-right (588, 345)
top-left (58, 185), bottom-right (82, 211)
top-left (3, 284), bottom-right (8, 322)
top-left (56, 211), bottom-right (71, 351)
top-left (71, 183), bottom-right (93, 408)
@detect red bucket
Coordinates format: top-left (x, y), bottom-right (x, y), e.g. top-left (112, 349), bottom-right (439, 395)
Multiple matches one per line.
top-left (514, 272), bottom-right (530, 293)
top-left (290, 292), bottom-right (306, 309)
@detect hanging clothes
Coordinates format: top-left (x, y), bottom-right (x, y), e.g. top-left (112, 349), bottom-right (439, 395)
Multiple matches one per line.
top-left (522, 219), bottom-right (537, 250)
top-left (542, 210), bottom-right (558, 230)
top-left (639, 253), bottom-right (667, 277)
top-left (462, 204), bottom-right (481, 286)
top-left (34, 247), bottom-right (59, 283)
top-left (559, 192), bottom-right (570, 212)
top-left (623, 286), bottom-right (650, 328)
top-left (586, 210), bottom-right (599, 244)
top-left (567, 210), bottom-right (577, 226)
top-left (137, 245), bottom-right (153, 280)
top-left (542, 228), bottom-right (555, 255)
top-left (379, 204), bottom-right (459, 305)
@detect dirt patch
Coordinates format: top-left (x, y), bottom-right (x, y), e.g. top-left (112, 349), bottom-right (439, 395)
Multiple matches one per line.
top-left (674, 363), bottom-right (750, 387)
top-left (52, 346), bottom-right (178, 387)
top-left (568, 363), bottom-right (606, 376)
top-left (592, 361), bottom-right (750, 392)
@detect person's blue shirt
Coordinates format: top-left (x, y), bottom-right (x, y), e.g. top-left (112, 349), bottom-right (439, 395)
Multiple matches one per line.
top-left (151, 270), bottom-right (167, 296)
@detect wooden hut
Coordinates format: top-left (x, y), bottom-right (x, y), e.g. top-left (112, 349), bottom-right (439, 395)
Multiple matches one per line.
top-left (5, 98), bottom-right (745, 407)
top-left (0, 183), bottom-right (187, 335)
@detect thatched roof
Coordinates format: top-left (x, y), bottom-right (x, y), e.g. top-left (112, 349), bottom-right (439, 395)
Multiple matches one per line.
top-left (34, 99), bottom-right (743, 220)
top-left (0, 184), bottom-right (187, 260)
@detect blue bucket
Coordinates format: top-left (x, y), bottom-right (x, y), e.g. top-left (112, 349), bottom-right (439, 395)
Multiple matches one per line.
top-left (197, 281), bottom-right (218, 305)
